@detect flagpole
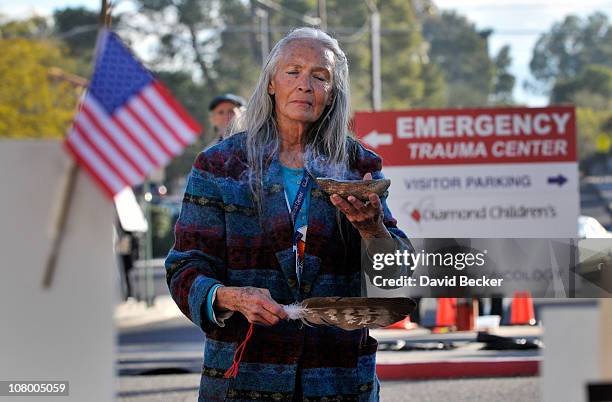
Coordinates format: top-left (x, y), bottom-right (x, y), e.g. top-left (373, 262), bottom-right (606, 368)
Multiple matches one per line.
top-left (42, 161), bottom-right (79, 288)
top-left (144, 182), bottom-right (154, 307)
top-left (42, 0), bottom-right (113, 289)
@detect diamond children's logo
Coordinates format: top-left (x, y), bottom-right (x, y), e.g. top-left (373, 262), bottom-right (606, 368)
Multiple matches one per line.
top-left (402, 196), bottom-right (435, 227)
top-left (410, 209), bottom-right (421, 223)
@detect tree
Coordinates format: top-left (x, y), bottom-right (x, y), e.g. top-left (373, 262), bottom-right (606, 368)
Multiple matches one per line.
top-left (127, 0), bottom-right (261, 146)
top-left (417, 60), bottom-right (446, 107)
top-left (0, 15), bottom-right (50, 38)
top-left (491, 45), bottom-right (515, 105)
top-left (211, 0), bottom-right (261, 97)
top-left (122, 0), bottom-right (453, 185)
top-left (529, 12), bottom-right (612, 160)
top-left (53, 7), bottom-right (98, 59)
top-left (576, 107), bottom-right (612, 158)
top-left (552, 64), bottom-right (612, 110)
top-left (422, 11), bottom-right (497, 107)
top-left (378, 0), bottom-right (445, 109)
top-left (266, 0), bottom-right (446, 110)
top-left (133, 0), bottom-right (447, 119)
top-left (131, 0), bottom-right (221, 95)
top-left (0, 37), bottom-right (81, 139)
top-left (529, 12), bottom-right (612, 95)
top-left (52, 7), bottom-right (100, 77)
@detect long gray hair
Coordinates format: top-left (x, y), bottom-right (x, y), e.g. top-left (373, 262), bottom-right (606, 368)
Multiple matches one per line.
top-left (232, 27), bottom-right (352, 208)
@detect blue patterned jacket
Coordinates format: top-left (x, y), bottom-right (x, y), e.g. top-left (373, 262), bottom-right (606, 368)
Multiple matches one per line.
top-left (165, 132), bottom-right (409, 401)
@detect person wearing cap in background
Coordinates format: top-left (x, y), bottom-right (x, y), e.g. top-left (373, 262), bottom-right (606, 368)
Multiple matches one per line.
top-left (208, 93), bottom-right (246, 143)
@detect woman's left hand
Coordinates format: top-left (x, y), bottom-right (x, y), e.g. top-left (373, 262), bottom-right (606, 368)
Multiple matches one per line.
top-left (330, 173), bottom-right (391, 239)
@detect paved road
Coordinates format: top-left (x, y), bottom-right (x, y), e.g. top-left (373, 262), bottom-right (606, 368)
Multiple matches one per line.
top-left (380, 377), bottom-right (539, 401)
top-left (118, 315), bottom-right (541, 376)
top-left (118, 308), bottom-right (540, 400)
top-left (117, 374), bottom-right (540, 401)
top-left (118, 316), bottom-right (204, 375)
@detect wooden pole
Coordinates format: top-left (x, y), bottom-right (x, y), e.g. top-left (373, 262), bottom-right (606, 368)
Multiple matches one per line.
top-left (42, 162), bottom-right (79, 288)
top-left (366, 0), bottom-right (381, 111)
top-left (41, 0), bottom-right (112, 289)
top-left (100, 0), bottom-right (112, 27)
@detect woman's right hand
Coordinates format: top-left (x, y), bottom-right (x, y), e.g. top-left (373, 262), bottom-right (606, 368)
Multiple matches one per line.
top-left (215, 286), bottom-right (288, 326)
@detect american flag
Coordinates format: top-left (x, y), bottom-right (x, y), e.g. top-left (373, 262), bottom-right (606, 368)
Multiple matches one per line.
top-left (65, 29), bottom-right (201, 197)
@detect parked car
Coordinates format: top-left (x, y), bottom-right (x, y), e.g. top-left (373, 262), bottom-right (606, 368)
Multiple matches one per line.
top-left (578, 215), bottom-right (612, 238)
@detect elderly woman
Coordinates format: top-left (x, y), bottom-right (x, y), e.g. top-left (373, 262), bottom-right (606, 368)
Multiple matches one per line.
top-left (166, 27), bottom-right (410, 401)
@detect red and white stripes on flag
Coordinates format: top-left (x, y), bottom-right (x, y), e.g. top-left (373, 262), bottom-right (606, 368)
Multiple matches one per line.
top-left (66, 80), bottom-right (200, 198)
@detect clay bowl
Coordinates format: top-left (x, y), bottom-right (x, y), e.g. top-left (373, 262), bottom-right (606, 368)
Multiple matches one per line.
top-left (315, 177), bottom-right (391, 201)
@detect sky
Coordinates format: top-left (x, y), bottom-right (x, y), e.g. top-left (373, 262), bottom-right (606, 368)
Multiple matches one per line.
top-left (1, 0), bottom-right (611, 106)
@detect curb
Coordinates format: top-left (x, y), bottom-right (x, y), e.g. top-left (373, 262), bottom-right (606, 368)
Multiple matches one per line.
top-left (376, 359), bottom-right (539, 380)
top-left (114, 296), bottom-right (185, 329)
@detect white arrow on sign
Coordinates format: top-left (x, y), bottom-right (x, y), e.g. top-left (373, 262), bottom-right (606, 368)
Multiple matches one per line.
top-left (362, 130), bottom-right (393, 148)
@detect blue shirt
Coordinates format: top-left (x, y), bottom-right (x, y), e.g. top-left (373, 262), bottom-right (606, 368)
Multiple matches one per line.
top-left (279, 164), bottom-right (310, 230)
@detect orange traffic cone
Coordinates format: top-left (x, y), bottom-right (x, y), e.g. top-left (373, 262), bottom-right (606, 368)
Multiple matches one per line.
top-left (456, 298), bottom-right (478, 331)
top-left (510, 291), bottom-right (536, 325)
top-left (433, 298), bottom-right (457, 332)
top-left (384, 316), bottom-right (417, 330)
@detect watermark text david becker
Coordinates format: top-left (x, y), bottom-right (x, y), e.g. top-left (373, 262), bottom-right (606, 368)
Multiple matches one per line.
top-left (372, 274), bottom-right (504, 288)
top-left (369, 249), bottom-right (504, 289)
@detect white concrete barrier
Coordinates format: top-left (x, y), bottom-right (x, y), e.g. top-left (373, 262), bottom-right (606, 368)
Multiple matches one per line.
top-left (0, 140), bottom-right (115, 401)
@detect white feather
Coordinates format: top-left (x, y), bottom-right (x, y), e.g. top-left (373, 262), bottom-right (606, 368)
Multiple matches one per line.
top-left (283, 302), bottom-right (306, 320)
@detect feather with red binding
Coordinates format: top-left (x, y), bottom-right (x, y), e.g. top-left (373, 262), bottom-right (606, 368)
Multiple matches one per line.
top-left (283, 297), bottom-right (416, 330)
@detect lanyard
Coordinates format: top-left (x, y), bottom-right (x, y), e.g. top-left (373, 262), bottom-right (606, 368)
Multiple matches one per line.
top-left (286, 172), bottom-right (311, 284)
top-left (289, 172), bottom-right (311, 227)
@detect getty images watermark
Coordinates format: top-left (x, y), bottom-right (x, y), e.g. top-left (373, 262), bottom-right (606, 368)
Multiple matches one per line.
top-left (361, 238), bottom-right (612, 298)
top-left (370, 247), bottom-right (503, 288)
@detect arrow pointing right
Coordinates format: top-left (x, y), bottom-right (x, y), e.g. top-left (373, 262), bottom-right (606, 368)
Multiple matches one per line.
top-left (547, 174), bottom-right (568, 187)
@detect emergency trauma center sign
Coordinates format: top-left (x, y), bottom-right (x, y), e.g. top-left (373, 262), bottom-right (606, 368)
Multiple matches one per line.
top-left (354, 106), bottom-right (579, 237)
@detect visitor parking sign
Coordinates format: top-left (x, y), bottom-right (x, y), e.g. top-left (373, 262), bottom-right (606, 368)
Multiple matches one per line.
top-left (354, 106), bottom-right (579, 237)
